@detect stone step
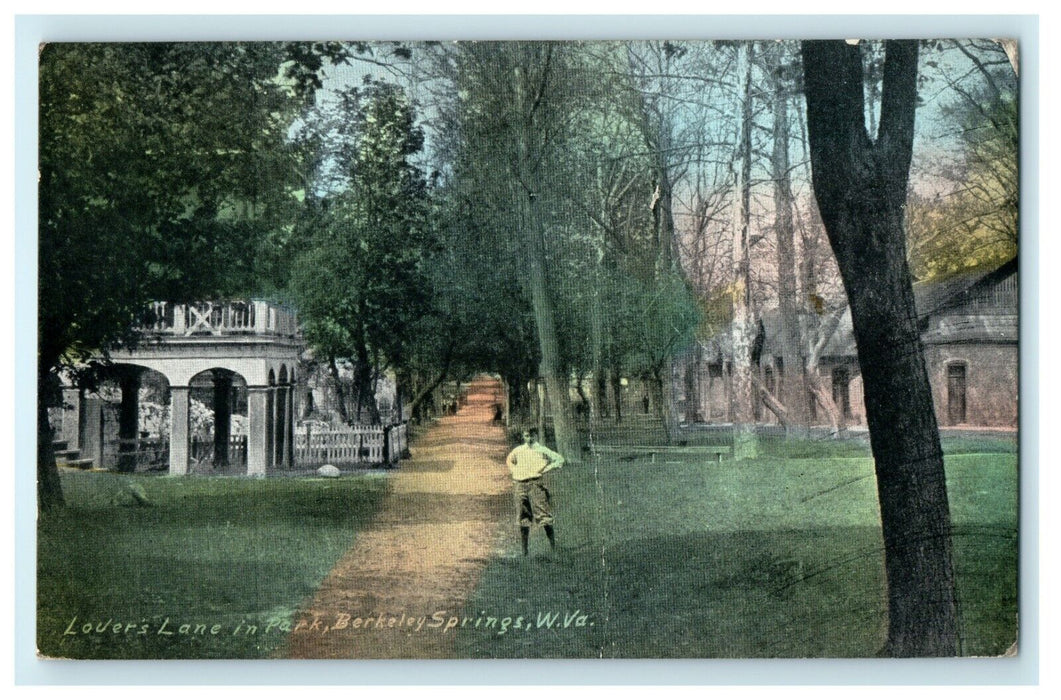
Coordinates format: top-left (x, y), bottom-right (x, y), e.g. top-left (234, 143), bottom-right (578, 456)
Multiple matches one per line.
top-left (55, 449), bottom-right (81, 462)
top-left (52, 439), bottom-right (68, 452)
top-left (62, 458), bottom-right (94, 470)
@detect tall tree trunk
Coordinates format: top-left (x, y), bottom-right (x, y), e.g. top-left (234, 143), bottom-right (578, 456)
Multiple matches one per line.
top-left (803, 309), bottom-right (846, 435)
top-left (730, 41), bottom-right (759, 460)
top-left (505, 374), bottom-right (528, 425)
top-left (590, 270), bottom-right (607, 423)
top-left (327, 356), bottom-right (350, 424)
top-left (353, 324), bottom-right (380, 425)
top-left (512, 54), bottom-right (579, 462)
top-left (610, 365), bottom-right (624, 424)
top-left (522, 189), bottom-right (578, 459)
top-left (652, 170), bottom-right (677, 275)
top-left (651, 366), bottom-right (680, 442)
top-left (38, 368), bottom-right (66, 511)
top-left (770, 44), bottom-right (810, 434)
top-left (405, 348), bottom-right (454, 423)
top-left (802, 39), bottom-right (959, 656)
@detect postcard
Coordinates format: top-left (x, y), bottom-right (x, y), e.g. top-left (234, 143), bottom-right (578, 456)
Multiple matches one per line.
top-left (34, 36), bottom-right (1019, 662)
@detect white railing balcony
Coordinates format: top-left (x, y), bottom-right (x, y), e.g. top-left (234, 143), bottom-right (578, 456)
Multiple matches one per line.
top-left (143, 300), bottom-right (300, 338)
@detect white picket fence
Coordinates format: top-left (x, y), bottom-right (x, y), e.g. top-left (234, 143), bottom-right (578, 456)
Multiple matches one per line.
top-left (294, 423), bottom-right (408, 467)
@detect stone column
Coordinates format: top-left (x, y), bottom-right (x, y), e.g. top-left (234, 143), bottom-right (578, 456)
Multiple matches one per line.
top-left (265, 387), bottom-right (276, 469)
top-left (212, 372), bottom-right (233, 468)
top-left (169, 387), bottom-right (190, 475)
top-left (82, 396), bottom-right (104, 468)
top-left (61, 387), bottom-right (81, 451)
top-left (247, 386), bottom-right (271, 476)
top-left (273, 385), bottom-right (287, 468)
top-left (283, 385), bottom-right (295, 468)
top-left (117, 369), bottom-right (141, 473)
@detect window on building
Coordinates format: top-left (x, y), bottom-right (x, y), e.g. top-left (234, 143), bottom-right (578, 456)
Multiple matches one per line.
top-left (832, 367), bottom-right (851, 418)
top-left (947, 363), bottom-right (967, 425)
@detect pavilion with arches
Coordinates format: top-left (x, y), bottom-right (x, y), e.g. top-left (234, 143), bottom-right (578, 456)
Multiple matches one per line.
top-left (59, 300), bottom-right (303, 476)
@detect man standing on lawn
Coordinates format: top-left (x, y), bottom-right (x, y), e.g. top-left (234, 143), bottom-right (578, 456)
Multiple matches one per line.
top-left (506, 428), bottom-right (564, 556)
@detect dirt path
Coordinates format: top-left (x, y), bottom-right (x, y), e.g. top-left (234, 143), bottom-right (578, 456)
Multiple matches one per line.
top-left (284, 376), bottom-right (512, 659)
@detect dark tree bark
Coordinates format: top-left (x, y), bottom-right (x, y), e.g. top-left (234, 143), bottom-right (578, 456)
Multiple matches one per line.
top-left (352, 324), bottom-right (381, 425)
top-left (38, 368), bottom-right (65, 511)
top-left (405, 342), bottom-right (455, 421)
top-left (801, 39), bottom-right (960, 656)
top-left (327, 356), bottom-right (350, 424)
top-left (610, 365), bottom-right (624, 424)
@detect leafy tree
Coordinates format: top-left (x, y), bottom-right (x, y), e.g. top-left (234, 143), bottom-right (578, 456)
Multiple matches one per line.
top-left (38, 42), bottom-right (303, 509)
top-left (290, 83), bottom-right (433, 423)
top-left (440, 42), bottom-right (594, 459)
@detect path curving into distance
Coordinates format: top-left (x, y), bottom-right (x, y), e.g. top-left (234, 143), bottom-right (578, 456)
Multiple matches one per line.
top-left (284, 376), bottom-right (512, 659)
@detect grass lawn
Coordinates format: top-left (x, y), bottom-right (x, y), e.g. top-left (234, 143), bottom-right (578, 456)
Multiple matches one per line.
top-left (455, 436), bottom-right (1018, 658)
top-left (37, 470), bottom-right (389, 659)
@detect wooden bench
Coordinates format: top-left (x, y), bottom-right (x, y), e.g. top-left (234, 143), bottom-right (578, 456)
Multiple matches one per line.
top-left (591, 445), bottom-right (732, 463)
top-left (60, 458), bottom-right (95, 470)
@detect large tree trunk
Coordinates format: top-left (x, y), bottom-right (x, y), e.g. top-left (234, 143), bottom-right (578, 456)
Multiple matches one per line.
top-left (730, 42), bottom-right (759, 460)
top-left (512, 54), bottom-right (579, 462)
top-left (651, 366), bottom-right (680, 442)
top-left (405, 341), bottom-right (455, 422)
top-left (610, 365), bottom-right (624, 424)
top-left (327, 357), bottom-right (350, 424)
top-left (524, 206), bottom-right (578, 459)
top-left (505, 374), bottom-right (530, 425)
top-left (770, 44), bottom-right (810, 434)
top-left (802, 39), bottom-right (959, 656)
top-left (803, 309), bottom-right (846, 435)
top-left (116, 366), bottom-right (141, 473)
top-left (38, 369), bottom-right (65, 511)
top-left (590, 271), bottom-right (608, 423)
top-left (352, 327), bottom-right (381, 425)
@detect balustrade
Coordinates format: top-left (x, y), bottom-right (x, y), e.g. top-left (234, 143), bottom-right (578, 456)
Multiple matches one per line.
top-left (142, 300), bottom-right (298, 338)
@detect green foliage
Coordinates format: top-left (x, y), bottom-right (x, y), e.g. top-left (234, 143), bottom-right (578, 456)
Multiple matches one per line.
top-left (38, 43), bottom-right (302, 375)
top-left (440, 41), bottom-right (695, 387)
top-left (290, 83), bottom-right (433, 372)
top-left (607, 270), bottom-right (702, 378)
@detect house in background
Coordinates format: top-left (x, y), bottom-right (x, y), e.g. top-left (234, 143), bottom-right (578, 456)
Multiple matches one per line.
top-left (917, 257), bottom-right (1018, 428)
top-left (679, 257), bottom-right (1018, 430)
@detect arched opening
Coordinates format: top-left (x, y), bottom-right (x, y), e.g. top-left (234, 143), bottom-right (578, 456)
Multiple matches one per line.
top-left (189, 368), bottom-right (249, 473)
top-left (93, 364), bottom-right (170, 472)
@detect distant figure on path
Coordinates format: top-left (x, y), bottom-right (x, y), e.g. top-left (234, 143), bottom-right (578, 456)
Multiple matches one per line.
top-left (505, 428), bottom-right (564, 556)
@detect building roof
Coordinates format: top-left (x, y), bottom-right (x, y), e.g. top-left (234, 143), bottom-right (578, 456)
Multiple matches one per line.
top-left (912, 257), bottom-right (1018, 319)
top-left (699, 257), bottom-right (1017, 364)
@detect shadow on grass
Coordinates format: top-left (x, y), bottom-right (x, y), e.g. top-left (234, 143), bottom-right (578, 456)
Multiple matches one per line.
top-left (457, 445), bottom-right (1018, 659)
top-left (37, 471), bottom-right (390, 659)
top-left (458, 525), bottom-right (1016, 659)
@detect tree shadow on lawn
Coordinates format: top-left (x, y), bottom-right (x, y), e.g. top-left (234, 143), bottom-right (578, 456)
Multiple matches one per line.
top-left (458, 525), bottom-right (1016, 659)
top-left (37, 472), bottom-right (391, 659)
top-left (38, 553), bottom-right (319, 659)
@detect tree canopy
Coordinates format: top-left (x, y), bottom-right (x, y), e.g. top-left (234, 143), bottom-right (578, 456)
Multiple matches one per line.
top-left (38, 38), bottom-right (1017, 502)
